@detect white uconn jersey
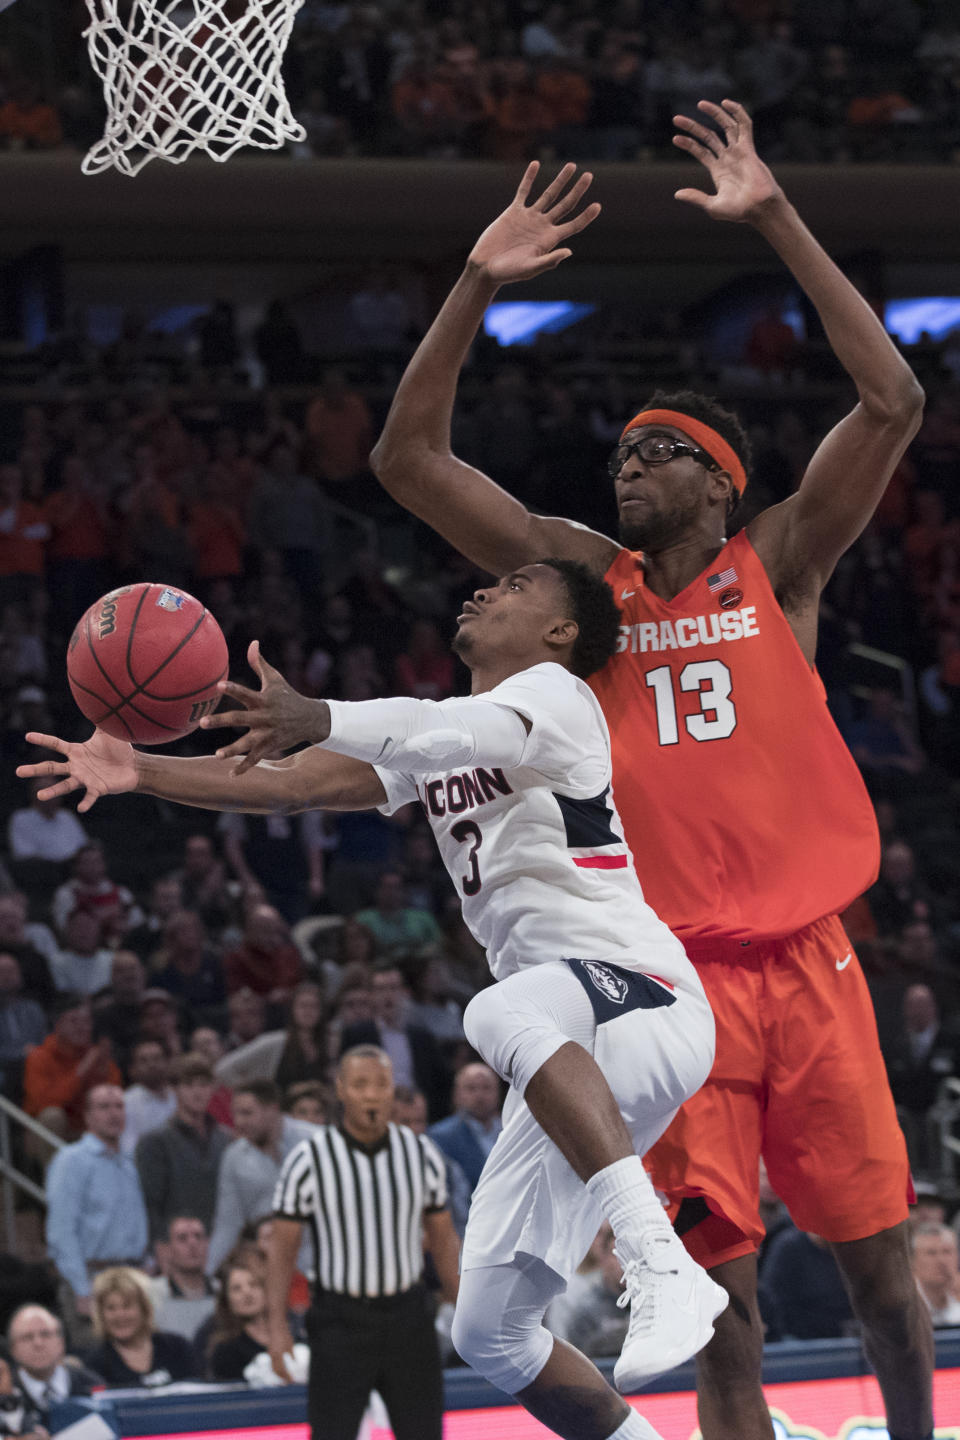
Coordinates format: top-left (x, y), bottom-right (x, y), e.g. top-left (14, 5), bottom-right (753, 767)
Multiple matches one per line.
top-left (375, 663), bottom-right (693, 987)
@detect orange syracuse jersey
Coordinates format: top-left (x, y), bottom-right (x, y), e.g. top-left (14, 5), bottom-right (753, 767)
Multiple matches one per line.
top-left (589, 529), bottom-right (879, 944)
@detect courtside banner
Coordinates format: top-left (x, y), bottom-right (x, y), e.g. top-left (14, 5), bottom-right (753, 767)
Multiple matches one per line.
top-left (134, 1369), bottom-right (960, 1440)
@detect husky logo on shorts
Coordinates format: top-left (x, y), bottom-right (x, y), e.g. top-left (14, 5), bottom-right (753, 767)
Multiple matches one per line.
top-left (156, 587), bottom-right (185, 612)
top-left (582, 962), bottom-right (628, 1005)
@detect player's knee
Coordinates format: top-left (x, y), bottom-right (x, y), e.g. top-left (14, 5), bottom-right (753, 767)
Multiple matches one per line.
top-left (451, 1286), bottom-right (552, 1395)
top-left (463, 985), bottom-right (562, 1092)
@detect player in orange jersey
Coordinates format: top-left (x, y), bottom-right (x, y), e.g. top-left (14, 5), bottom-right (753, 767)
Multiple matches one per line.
top-left (370, 101), bottom-right (932, 1440)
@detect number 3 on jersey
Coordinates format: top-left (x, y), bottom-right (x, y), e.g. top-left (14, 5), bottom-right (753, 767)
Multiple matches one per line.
top-left (645, 660), bottom-right (737, 745)
top-left (451, 819), bottom-right (483, 895)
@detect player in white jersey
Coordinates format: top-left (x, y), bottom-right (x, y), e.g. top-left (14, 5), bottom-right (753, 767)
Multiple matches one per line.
top-left (20, 558), bottom-right (722, 1440)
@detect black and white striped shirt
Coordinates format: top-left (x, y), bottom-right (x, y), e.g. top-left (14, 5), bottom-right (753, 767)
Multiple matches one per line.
top-left (272, 1123), bottom-right (448, 1299)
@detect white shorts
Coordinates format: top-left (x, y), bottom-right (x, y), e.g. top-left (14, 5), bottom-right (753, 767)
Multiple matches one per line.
top-left (460, 958), bottom-right (715, 1283)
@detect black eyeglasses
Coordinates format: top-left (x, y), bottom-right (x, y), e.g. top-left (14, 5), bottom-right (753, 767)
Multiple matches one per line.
top-left (608, 433), bottom-right (719, 480)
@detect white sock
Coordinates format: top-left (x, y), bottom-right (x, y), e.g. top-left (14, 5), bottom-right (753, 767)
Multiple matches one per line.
top-left (585, 1155), bottom-right (673, 1264)
top-left (609, 1407), bottom-right (664, 1439)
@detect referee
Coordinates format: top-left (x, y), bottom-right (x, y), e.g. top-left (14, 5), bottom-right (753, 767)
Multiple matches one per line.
top-left (267, 1044), bottom-right (459, 1440)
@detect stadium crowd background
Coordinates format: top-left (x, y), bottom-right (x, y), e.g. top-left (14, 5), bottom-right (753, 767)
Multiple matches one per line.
top-left (0, 0), bottom-right (957, 163)
top-left (0, 0), bottom-right (959, 1409)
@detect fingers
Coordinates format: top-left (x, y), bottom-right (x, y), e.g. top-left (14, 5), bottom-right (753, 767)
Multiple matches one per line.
top-left (547, 169), bottom-right (593, 222)
top-left (36, 776), bottom-right (82, 802)
top-left (673, 113), bottom-right (723, 156)
top-left (557, 200), bottom-right (601, 240)
top-left (722, 98), bottom-right (753, 130)
top-left (697, 98), bottom-right (737, 135)
top-left (248, 638), bottom-right (282, 683)
top-left (201, 707), bottom-right (256, 732)
top-left (674, 186), bottom-right (711, 210)
top-left (213, 735), bottom-right (254, 762)
top-left (215, 679), bottom-right (259, 705)
top-left (17, 759), bottom-right (71, 779)
top-left (533, 161), bottom-right (577, 213)
top-left (23, 731), bottom-right (70, 755)
top-left (514, 159), bottom-right (540, 204)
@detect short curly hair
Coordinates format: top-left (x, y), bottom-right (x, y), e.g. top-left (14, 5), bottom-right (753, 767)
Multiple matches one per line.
top-left (633, 388), bottom-right (752, 523)
top-left (538, 558), bottom-right (622, 680)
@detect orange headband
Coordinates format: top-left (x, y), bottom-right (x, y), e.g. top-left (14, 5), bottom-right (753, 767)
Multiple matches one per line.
top-left (619, 409), bottom-right (747, 496)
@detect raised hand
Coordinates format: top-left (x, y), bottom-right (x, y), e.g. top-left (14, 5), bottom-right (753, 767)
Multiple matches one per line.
top-left (672, 99), bottom-right (783, 222)
top-left (200, 639), bottom-right (329, 774)
top-left (468, 161), bottom-right (601, 285)
top-left (16, 730), bottom-right (139, 813)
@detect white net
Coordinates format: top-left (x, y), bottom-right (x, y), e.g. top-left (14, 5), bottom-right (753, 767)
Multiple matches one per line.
top-left (82, 0), bottom-right (307, 177)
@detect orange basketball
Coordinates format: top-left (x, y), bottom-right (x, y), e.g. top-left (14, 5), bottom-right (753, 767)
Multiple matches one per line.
top-left (66, 583), bottom-right (228, 745)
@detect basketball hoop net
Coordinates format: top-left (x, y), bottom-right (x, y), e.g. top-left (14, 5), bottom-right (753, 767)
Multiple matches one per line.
top-left (82, 0), bottom-right (307, 177)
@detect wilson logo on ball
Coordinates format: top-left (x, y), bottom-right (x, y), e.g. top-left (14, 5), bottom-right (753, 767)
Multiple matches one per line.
top-left (98, 597), bottom-right (120, 639)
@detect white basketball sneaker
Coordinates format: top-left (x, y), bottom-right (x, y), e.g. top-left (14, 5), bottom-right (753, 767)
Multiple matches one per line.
top-left (612, 1232), bottom-right (729, 1393)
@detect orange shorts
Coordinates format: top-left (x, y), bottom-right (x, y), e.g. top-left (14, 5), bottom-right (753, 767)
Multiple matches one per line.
top-left (646, 913), bottom-right (912, 1269)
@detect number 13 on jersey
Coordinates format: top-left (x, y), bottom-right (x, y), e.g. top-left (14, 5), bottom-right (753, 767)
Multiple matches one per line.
top-left (645, 660), bottom-right (737, 745)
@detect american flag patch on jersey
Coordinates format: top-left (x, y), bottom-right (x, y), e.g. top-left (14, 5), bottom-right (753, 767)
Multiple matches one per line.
top-left (706, 565), bottom-right (738, 592)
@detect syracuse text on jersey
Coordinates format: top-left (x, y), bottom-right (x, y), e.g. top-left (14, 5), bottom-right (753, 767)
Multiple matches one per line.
top-left (617, 606), bottom-right (760, 655)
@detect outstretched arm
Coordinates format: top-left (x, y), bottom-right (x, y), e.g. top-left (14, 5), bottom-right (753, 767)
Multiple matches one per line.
top-left (674, 100), bottom-right (924, 593)
top-left (16, 725), bottom-right (385, 816)
top-left (371, 164), bottom-right (617, 578)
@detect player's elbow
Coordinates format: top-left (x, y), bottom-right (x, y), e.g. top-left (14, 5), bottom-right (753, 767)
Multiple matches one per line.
top-left (862, 372), bottom-right (925, 434)
top-left (370, 431), bottom-right (434, 499)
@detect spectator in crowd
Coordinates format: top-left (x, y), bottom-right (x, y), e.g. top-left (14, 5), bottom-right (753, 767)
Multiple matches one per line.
top-left (428, 1062), bottom-right (502, 1192)
top-left (548, 1222), bottom-right (628, 1360)
top-left (218, 981), bottom-right (330, 1089)
top-left (225, 987), bottom-right (268, 1051)
top-left (869, 838), bottom-right (943, 935)
top-left (218, 811), bottom-right (326, 924)
top-left (50, 911), bottom-right (113, 997)
top-left (121, 1039), bottom-right (176, 1156)
top-left (6, 1305), bottom-right (102, 1423)
top-left (85, 1267), bottom-right (197, 1388)
top-left (24, 995), bottom-right (121, 1141)
top-left (137, 989), bottom-right (186, 1061)
top-left (340, 962), bottom-right (449, 1121)
top-left (207, 1080), bottom-right (316, 1274)
top-left (394, 1083), bottom-right (471, 1237)
top-left (911, 1223), bottom-right (960, 1326)
top-left (189, 1026), bottom-right (235, 1128)
top-left (758, 1228), bottom-right (855, 1340)
top-left (51, 843), bottom-right (141, 945)
top-left (0, 893), bottom-right (55, 1009)
top-left (222, 905), bottom-right (303, 1005)
top-left (304, 368), bottom-right (373, 493)
top-left (135, 1053), bottom-right (232, 1245)
top-left (845, 687), bottom-right (927, 792)
top-left (151, 911), bottom-right (226, 1021)
top-left (149, 1217), bottom-right (218, 1343)
top-left (124, 876), bottom-right (184, 964)
top-left (45, 1084), bottom-right (148, 1342)
top-left (284, 1081), bottom-right (330, 1125)
top-left (0, 463), bottom-right (48, 604)
top-left (91, 951), bottom-right (148, 1062)
top-left (173, 835), bottom-right (235, 937)
top-left (393, 619), bottom-right (455, 701)
top-left (399, 827), bottom-right (450, 919)
top-left (7, 778), bottom-right (88, 866)
top-left (207, 1260), bottom-right (273, 1382)
top-left (884, 985), bottom-right (960, 1177)
top-left (355, 869), bottom-right (443, 956)
top-left (275, 982), bottom-right (329, 1091)
top-left (0, 952), bottom-right (47, 1101)
top-left (0, 1351), bottom-right (46, 1440)
top-left (406, 953), bottom-right (467, 1046)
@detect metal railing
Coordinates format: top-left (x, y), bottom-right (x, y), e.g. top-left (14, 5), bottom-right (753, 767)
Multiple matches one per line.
top-left (0, 1092), bottom-right (63, 1251)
